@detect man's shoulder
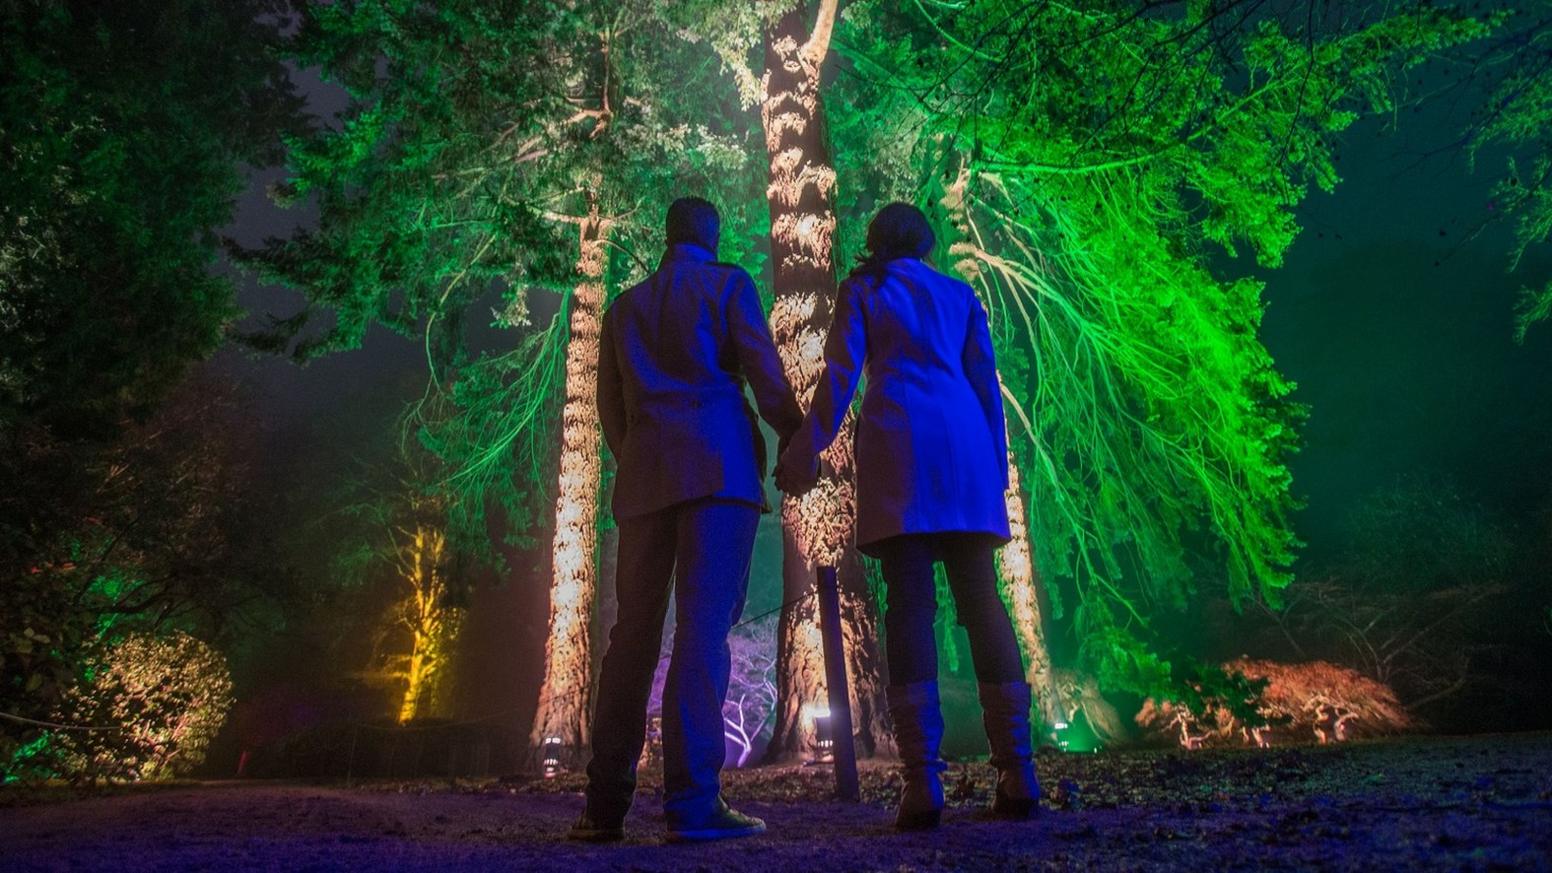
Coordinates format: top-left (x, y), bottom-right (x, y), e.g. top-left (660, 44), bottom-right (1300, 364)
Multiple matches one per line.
top-left (703, 260), bottom-right (756, 285)
top-left (670, 260), bottom-right (757, 296)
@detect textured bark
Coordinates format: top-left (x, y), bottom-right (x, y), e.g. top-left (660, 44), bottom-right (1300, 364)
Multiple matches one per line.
top-left (998, 446), bottom-right (1061, 732)
top-left (528, 212), bottom-right (608, 759)
top-left (759, 0), bottom-right (890, 762)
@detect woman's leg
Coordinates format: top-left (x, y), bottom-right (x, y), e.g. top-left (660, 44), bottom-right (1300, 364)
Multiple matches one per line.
top-left (939, 536), bottom-right (1023, 683)
top-left (878, 535), bottom-right (941, 685)
top-left (941, 535), bottom-right (1040, 818)
top-left (877, 535), bottom-right (947, 829)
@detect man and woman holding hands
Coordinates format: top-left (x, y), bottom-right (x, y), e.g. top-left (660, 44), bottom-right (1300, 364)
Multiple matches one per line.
top-left (571, 197), bottom-right (1038, 843)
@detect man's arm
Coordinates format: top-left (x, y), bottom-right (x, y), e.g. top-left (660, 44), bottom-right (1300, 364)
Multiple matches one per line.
top-left (597, 306), bottom-right (627, 458)
top-left (727, 270), bottom-right (803, 439)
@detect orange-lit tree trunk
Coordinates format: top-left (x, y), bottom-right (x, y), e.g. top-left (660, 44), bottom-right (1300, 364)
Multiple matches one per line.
top-left (940, 165), bottom-right (1060, 732)
top-left (528, 208), bottom-right (609, 758)
top-left (760, 0), bottom-right (890, 761)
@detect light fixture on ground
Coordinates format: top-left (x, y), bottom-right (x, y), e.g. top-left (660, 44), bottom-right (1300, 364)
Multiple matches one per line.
top-left (541, 736), bottom-right (565, 779)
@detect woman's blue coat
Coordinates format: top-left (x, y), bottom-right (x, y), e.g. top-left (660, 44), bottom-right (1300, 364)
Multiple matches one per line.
top-left (781, 257), bottom-right (1012, 554)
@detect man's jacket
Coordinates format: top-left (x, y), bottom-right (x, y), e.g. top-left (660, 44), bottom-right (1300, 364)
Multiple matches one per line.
top-left (598, 243), bottom-right (802, 519)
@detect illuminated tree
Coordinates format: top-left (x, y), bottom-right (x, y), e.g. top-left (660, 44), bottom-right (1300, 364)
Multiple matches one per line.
top-left (351, 475), bottom-right (463, 725)
top-left (526, 205), bottom-right (609, 753)
top-left (647, 620), bottom-right (779, 767)
top-left (722, 623), bottom-right (781, 767)
top-left (940, 175), bottom-right (1061, 728)
top-left (246, 1), bottom-right (775, 759)
top-left (666, 0), bottom-right (895, 761)
top-left (832, 0), bottom-right (1491, 703)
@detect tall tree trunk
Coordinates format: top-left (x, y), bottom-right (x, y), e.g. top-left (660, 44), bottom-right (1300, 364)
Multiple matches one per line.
top-left (528, 209), bottom-right (608, 760)
top-left (760, 0), bottom-right (891, 761)
top-left (997, 442), bottom-right (1061, 732)
top-left (939, 164), bottom-right (1061, 732)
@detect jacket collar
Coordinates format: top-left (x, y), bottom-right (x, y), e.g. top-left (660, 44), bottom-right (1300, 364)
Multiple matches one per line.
top-left (661, 242), bottom-right (716, 265)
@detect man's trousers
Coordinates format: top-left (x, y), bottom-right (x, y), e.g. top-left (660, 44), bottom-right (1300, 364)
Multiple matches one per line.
top-left (583, 498), bottom-right (759, 825)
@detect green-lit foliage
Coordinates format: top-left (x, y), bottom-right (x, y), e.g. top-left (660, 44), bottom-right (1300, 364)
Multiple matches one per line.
top-left (0, 377), bottom-right (288, 779)
top-left (0, 0), bottom-right (301, 428)
top-left (831, 1), bottom-right (1490, 699)
top-left (238, 1), bottom-right (583, 550)
top-left (1445, 3), bottom-right (1552, 341)
top-left (246, 1), bottom-right (771, 556)
top-left (0, 1), bottom-right (299, 769)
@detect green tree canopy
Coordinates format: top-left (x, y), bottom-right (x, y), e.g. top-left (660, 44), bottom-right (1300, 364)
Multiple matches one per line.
top-left (0, 0), bottom-right (302, 774)
top-left (242, 0), bottom-right (772, 555)
top-left (828, 0), bottom-right (1491, 695)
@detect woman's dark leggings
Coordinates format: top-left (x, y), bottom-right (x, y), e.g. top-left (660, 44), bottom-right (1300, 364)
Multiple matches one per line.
top-left (876, 533), bottom-right (1026, 686)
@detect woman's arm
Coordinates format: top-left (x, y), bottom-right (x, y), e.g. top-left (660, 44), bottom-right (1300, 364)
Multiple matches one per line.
top-left (777, 279), bottom-right (868, 488)
top-left (962, 292), bottom-right (1010, 492)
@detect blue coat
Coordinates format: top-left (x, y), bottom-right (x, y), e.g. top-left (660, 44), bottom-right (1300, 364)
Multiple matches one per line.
top-left (598, 244), bottom-right (802, 520)
top-left (780, 257), bottom-right (1012, 554)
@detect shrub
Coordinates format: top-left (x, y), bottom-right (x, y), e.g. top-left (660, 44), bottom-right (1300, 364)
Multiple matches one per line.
top-left (50, 631), bottom-right (234, 782)
top-left (1137, 658), bottom-right (1412, 749)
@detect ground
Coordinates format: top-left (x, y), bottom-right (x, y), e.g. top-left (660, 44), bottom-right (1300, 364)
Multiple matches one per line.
top-left (3, 733), bottom-right (1550, 871)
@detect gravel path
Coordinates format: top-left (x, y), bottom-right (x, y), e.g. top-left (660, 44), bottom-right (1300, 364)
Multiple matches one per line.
top-left (3, 733), bottom-right (1550, 871)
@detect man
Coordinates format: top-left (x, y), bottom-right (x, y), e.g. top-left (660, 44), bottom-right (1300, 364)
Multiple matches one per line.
top-left (570, 197), bottom-right (802, 843)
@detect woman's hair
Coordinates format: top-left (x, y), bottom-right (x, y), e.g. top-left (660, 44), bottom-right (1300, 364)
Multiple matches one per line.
top-left (851, 202), bottom-right (935, 278)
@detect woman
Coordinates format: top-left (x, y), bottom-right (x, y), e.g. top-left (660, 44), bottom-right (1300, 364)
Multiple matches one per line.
top-left (775, 203), bottom-right (1038, 830)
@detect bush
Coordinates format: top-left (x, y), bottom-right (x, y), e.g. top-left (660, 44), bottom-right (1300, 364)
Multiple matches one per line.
top-left (47, 632), bottom-right (234, 782)
top-left (1137, 658), bottom-right (1412, 749)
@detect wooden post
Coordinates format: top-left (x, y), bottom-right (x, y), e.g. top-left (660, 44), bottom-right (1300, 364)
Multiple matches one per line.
top-left (816, 565), bottom-right (860, 801)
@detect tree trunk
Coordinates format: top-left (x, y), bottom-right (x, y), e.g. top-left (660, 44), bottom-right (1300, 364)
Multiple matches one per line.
top-left (759, 0), bottom-right (890, 761)
top-left (397, 523), bottom-right (460, 724)
top-left (997, 445), bottom-right (1061, 733)
top-left (528, 211), bottom-right (608, 761)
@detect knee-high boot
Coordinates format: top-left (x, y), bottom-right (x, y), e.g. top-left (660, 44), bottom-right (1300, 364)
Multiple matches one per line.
top-left (886, 682), bottom-right (947, 830)
top-left (979, 681), bottom-right (1040, 819)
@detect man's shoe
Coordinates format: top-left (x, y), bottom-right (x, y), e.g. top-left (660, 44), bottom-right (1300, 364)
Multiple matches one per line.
top-left (666, 798), bottom-right (766, 843)
top-left (567, 811), bottom-right (625, 843)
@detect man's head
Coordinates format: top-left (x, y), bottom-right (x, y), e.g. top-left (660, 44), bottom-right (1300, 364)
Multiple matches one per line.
top-left (665, 197), bottom-right (720, 254)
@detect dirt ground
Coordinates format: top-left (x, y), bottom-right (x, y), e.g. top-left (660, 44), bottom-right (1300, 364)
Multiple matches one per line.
top-left (3, 733), bottom-right (1550, 872)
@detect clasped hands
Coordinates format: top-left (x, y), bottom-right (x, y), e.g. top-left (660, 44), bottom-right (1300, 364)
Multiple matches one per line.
top-left (773, 433), bottom-right (820, 497)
